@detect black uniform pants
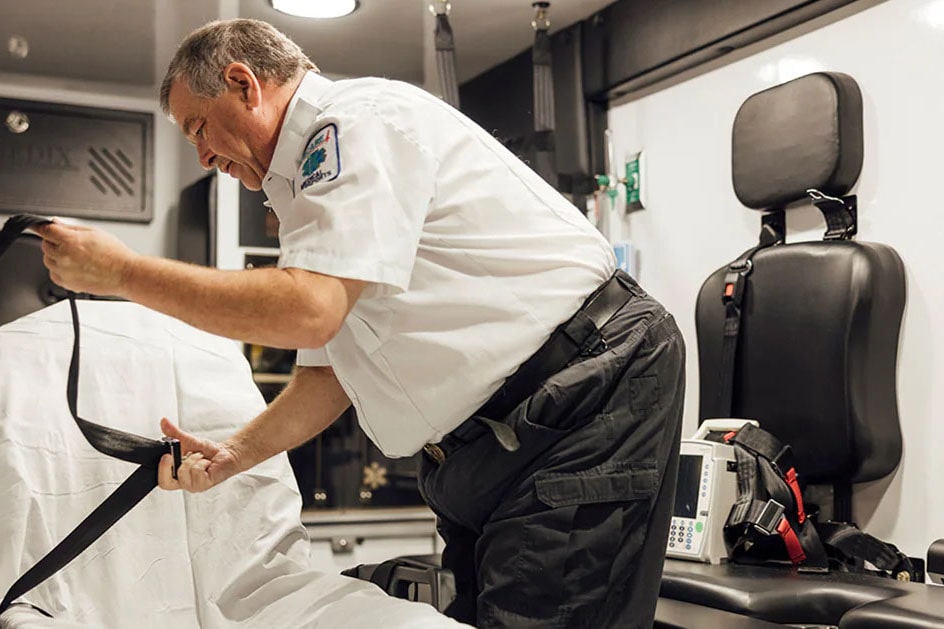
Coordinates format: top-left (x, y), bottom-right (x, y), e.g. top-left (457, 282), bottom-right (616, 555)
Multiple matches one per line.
top-left (418, 276), bottom-right (685, 628)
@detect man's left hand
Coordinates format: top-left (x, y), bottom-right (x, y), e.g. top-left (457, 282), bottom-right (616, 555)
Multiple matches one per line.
top-left (36, 221), bottom-right (139, 296)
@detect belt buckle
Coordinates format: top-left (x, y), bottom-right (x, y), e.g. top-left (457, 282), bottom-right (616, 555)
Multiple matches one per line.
top-left (423, 443), bottom-right (446, 464)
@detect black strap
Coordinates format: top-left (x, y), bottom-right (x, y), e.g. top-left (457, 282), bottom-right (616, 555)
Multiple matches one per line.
top-left (729, 423), bottom-right (794, 475)
top-left (0, 214), bottom-right (180, 614)
top-left (476, 271), bottom-right (633, 424)
top-left (716, 233), bottom-right (782, 417)
top-left (724, 425), bottom-right (828, 573)
top-left (817, 521), bottom-right (919, 581)
top-left (530, 2), bottom-right (557, 186)
top-left (431, 1), bottom-right (460, 109)
top-left (715, 213), bottom-right (785, 417)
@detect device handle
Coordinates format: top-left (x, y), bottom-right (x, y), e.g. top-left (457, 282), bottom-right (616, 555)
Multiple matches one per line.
top-left (692, 418), bottom-right (759, 441)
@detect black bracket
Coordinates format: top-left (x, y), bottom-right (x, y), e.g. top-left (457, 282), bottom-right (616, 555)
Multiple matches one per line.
top-left (759, 210), bottom-right (786, 247)
top-left (807, 189), bottom-right (857, 241)
top-left (162, 437), bottom-right (182, 480)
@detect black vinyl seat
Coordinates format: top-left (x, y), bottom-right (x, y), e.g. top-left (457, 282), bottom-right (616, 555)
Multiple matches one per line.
top-left (0, 231), bottom-right (65, 327)
top-left (659, 72), bottom-right (930, 627)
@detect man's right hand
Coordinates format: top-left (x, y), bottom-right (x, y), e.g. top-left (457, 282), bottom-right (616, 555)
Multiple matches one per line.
top-left (157, 418), bottom-right (242, 492)
top-left (36, 221), bottom-right (140, 297)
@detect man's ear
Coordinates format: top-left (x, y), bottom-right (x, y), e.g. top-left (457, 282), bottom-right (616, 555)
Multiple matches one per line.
top-left (222, 62), bottom-right (262, 109)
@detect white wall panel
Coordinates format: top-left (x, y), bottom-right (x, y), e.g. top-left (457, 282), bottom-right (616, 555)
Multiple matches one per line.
top-left (607, 0), bottom-right (944, 557)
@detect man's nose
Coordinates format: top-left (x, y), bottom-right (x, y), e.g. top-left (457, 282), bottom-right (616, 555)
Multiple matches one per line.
top-left (198, 147), bottom-right (215, 171)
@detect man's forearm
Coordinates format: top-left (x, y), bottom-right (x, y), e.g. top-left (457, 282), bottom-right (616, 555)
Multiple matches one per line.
top-left (120, 255), bottom-right (339, 348)
top-left (228, 366), bottom-right (351, 471)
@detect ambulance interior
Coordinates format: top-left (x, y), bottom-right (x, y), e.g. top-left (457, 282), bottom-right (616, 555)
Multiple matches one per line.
top-left (2, 1), bottom-right (944, 627)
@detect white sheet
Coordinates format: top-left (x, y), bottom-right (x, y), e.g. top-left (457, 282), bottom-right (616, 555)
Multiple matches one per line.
top-left (0, 301), bottom-right (468, 628)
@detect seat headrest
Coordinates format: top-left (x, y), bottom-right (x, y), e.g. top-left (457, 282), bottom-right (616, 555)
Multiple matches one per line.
top-left (732, 72), bottom-right (863, 210)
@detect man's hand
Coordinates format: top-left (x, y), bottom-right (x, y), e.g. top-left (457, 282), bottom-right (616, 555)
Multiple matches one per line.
top-left (36, 221), bottom-right (139, 296)
top-left (158, 418), bottom-right (243, 492)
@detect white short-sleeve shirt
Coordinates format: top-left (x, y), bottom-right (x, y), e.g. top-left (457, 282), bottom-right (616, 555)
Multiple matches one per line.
top-left (262, 72), bottom-right (615, 457)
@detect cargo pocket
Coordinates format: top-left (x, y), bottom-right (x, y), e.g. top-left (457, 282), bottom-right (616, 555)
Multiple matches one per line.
top-left (530, 459), bottom-right (660, 624)
top-left (534, 458), bottom-right (658, 508)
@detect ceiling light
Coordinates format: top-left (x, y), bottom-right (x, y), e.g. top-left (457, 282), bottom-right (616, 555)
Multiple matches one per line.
top-left (271, 0), bottom-right (358, 18)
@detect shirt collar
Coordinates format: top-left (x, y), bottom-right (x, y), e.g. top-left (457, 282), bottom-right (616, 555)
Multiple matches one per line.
top-left (266, 71), bottom-right (335, 182)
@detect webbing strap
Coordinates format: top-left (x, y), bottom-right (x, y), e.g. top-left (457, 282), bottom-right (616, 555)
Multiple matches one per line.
top-left (0, 214), bottom-right (179, 614)
top-left (431, 2), bottom-right (460, 109)
top-left (716, 243), bottom-right (767, 417)
top-left (531, 2), bottom-right (557, 185)
top-left (723, 423), bottom-right (829, 572)
top-left (729, 424), bottom-right (805, 523)
top-left (817, 521), bottom-right (917, 579)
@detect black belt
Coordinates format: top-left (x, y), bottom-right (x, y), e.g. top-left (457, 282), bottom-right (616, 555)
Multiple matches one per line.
top-left (0, 214), bottom-right (182, 614)
top-left (424, 270), bottom-right (638, 464)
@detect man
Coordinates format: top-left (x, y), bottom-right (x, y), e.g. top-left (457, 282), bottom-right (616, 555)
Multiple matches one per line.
top-left (37, 19), bottom-right (685, 628)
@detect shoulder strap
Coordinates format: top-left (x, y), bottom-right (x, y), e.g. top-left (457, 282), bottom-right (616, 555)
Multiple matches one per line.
top-left (0, 215), bottom-right (181, 614)
top-left (715, 214), bottom-right (785, 417)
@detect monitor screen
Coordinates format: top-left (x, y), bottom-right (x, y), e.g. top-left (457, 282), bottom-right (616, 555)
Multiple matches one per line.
top-left (674, 454), bottom-right (703, 519)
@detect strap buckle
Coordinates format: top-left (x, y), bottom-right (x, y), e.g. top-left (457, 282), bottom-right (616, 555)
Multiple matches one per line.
top-left (532, 1), bottom-right (551, 30)
top-left (807, 188), bottom-right (857, 241)
top-left (723, 259), bottom-right (752, 304)
top-left (429, 0), bottom-right (451, 16)
top-left (162, 437), bottom-right (181, 480)
top-left (754, 499), bottom-right (785, 535)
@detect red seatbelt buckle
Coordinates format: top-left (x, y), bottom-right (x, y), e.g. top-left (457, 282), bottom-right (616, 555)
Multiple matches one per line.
top-left (162, 437), bottom-right (182, 480)
top-left (723, 262), bottom-right (751, 305)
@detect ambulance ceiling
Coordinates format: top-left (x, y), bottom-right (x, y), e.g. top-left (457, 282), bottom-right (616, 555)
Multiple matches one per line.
top-left (0, 0), bottom-right (615, 89)
top-left (240, 0), bottom-right (617, 83)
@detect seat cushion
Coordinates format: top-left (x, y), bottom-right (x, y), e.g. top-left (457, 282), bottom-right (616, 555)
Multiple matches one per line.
top-left (660, 559), bottom-right (917, 626)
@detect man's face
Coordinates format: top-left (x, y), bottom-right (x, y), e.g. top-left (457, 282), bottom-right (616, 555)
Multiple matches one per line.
top-left (168, 78), bottom-right (268, 191)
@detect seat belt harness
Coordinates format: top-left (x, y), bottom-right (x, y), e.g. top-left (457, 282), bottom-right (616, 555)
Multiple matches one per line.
top-left (0, 214), bottom-right (181, 615)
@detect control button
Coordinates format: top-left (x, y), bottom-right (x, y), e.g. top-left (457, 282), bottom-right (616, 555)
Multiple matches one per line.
top-left (685, 544), bottom-right (692, 550)
top-left (701, 492), bottom-right (706, 497)
top-left (669, 542), bottom-right (675, 548)
top-left (700, 510), bottom-right (709, 517)
top-left (695, 522), bottom-right (704, 533)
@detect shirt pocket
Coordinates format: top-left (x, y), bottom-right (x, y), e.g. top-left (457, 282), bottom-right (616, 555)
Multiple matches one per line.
top-left (534, 459), bottom-right (658, 508)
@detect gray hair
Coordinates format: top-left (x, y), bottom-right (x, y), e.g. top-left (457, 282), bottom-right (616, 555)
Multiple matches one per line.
top-left (160, 18), bottom-right (317, 116)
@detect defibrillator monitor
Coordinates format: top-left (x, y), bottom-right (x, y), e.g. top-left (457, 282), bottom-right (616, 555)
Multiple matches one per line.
top-left (665, 419), bottom-right (756, 564)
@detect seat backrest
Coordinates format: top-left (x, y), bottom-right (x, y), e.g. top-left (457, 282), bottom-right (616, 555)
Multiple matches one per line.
top-left (0, 231), bottom-right (63, 327)
top-left (695, 72), bottom-right (905, 485)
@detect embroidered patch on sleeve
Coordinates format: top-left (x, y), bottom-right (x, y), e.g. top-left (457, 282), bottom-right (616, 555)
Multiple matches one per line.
top-left (299, 123), bottom-right (341, 190)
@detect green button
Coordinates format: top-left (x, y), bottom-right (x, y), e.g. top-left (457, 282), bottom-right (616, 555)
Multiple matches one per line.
top-left (695, 521), bottom-right (704, 533)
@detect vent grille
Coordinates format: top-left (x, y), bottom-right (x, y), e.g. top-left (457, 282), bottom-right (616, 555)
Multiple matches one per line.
top-left (87, 147), bottom-right (136, 197)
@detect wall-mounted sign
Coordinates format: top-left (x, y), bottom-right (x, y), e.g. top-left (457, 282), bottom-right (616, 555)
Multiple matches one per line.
top-left (0, 97), bottom-right (153, 222)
